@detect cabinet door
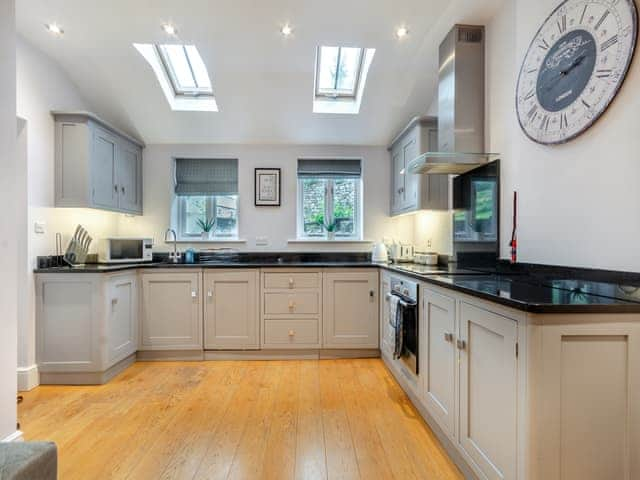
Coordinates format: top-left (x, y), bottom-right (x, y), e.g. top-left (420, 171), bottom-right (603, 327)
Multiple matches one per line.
top-left (458, 302), bottom-right (517, 480)
top-left (402, 135), bottom-right (419, 210)
top-left (323, 270), bottom-right (379, 348)
top-left (140, 272), bottom-right (202, 350)
top-left (204, 270), bottom-right (259, 350)
top-left (421, 289), bottom-right (457, 441)
top-left (106, 274), bottom-right (138, 366)
top-left (116, 140), bottom-right (142, 213)
top-left (391, 146), bottom-right (404, 213)
top-left (91, 126), bottom-right (118, 209)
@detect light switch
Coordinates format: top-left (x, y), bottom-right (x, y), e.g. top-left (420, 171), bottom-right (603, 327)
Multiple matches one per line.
top-left (255, 236), bottom-right (269, 246)
top-left (34, 222), bottom-right (46, 234)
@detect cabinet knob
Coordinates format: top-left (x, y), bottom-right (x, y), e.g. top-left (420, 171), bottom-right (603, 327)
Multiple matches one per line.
top-left (191, 290), bottom-right (197, 298)
top-left (114, 184), bottom-right (118, 192)
top-left (288, 300), bottom-right (295, 310)
top-left (121, 186), bottom-right (125, 194)
top-left (207, 290), bottom-right (213, 298)
top-left (369, 290), bottom-right (375, 298)
top-left (288, 277), bottom-right (294, 288)
top-left (288, 330), bottom-right (295, 337)
top-left (456, 339), bottom-right (467, 351)
top-left (444, 332), bottom-right (454, 343)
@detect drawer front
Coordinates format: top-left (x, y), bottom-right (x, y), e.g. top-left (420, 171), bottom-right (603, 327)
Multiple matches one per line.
top-left (263, 272), bottom-right (320, 290)
top-left (264, 319), bottom-right (319, 346)
top-left (264, 292), bottom-right (319, 315)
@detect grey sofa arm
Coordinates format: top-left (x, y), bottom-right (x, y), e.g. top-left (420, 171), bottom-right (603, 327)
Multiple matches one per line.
top-left (0, 442), bottom-right (57, 480)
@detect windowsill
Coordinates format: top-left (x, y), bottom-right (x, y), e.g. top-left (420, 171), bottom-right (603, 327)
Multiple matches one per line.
top-left (288, 239), bottom-right (373, 244)
top-left (173, 238), bottom-right (247, 244)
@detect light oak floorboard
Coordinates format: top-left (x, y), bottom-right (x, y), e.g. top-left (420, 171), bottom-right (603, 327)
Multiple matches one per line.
top-left (19, 359), bottom-right (463, 480)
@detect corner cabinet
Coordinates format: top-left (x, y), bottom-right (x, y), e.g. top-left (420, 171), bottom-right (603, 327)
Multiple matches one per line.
top-left (204, 270), bottom-right (259, 350)
top-left (322, 269), bottom-right (379, 348)
top-left (389, 116), bottom-right (448, 216)
top-left (139, 270), bottom-right (203, 350)
top-left (53, 111), bottom-right (144, 215)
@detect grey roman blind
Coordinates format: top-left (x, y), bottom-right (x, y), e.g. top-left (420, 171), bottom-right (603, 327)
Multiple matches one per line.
top-left (297, 159), bottom-right (362, 178)
top-left (174, 158), bottom-right (238, 196)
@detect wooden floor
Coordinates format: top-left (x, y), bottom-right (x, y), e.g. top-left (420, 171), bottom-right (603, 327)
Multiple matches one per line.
top-left (19, 359), bottom-right (463, 480)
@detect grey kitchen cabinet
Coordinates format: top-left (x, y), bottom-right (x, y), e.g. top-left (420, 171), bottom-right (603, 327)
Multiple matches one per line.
top-left (140, 270), bottom-right (203, 351)
top-left (54, 111), bottom-right (144, 215)
top-left (35, 271), bottom-right (138, 384)
top-left (322, 269), bottom-right (379, 348)
top-left (389, 116), bottom-right (448, 216)
top-left (204, 270), bottom-right (260, 350)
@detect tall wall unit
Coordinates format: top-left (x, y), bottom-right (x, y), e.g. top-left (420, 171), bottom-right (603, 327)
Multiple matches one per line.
top-left (53, 111), bottom-right (144, 215)
top-left (388, 116), bottom-right (448, 216)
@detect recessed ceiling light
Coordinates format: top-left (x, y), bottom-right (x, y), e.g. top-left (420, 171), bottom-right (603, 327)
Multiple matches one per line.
top-left (280, 24), bottom-right (293, 37)
top-left (162, 23), bottom-right (177, 36)
top-left (396, 26), bottom-right (409, 39)
top-left (45, 23), bottom-right (64, 35)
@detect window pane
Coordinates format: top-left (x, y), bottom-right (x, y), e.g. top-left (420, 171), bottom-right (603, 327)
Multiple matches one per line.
top-left (185, 45), bottom-right (212, 90)
top-left (318, 46), bottom-right (339, 91)
top-left (302, 178), bottom-right (327, 236)
top-left (213, 195), bottom-right (238, 237)
top-left (183, 196), bottom-right (207, 235)
top-left (162, 45), bottom-right (196, 89)
top-left (333, 179), bottom-right (356, 236)
top-left (336, 48), bottom-right (361, 92)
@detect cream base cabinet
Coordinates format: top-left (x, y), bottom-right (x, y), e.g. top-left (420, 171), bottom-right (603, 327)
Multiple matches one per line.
top-left (323, 269), bottom-right (379, 349)
top-left (106, 273), bottom-right (138, 365)
top-left (204, 270), bottom-right (259, 350)
top-left (140, 270), bottom-right (202, 350)
top-left (458, 301), bottom-right (518, 480)
top-left (421, 288), bottom-right (457, 442)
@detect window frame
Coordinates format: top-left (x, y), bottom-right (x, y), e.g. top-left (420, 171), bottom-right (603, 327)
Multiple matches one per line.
top-left (296, 176), bottom-right (363, 240)
top-left (175, 195), bottom-right (239, 240)
top-left (156, 44), bottom-right (214, 98)
top-left (314, 46), bottom-right (365, 99)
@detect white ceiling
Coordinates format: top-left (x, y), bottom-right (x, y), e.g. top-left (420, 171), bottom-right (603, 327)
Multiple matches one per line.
top-left (16, 0), bottom-right (505, 146)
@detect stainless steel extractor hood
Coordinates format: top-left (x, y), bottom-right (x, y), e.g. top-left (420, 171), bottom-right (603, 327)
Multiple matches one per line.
top-left (408, 25), bottom-right (499, 175)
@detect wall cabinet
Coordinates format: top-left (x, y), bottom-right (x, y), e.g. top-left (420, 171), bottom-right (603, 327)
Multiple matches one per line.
top-left (204, 270), bottom-right (259, 350)
top-left (389, 116), bottom-right (448, 216)
top-left (35, 271), bottom-right (138, 384)
top-left (323, 270), bottom-right (379, 348)
top-left (54, 111), bottom-right (143, 215)
top-left (140, 270), bottom-right (202, 350)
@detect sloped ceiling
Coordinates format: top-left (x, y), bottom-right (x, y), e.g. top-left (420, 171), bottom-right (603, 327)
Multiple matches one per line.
top-left (16, 0), bottom-right (505, 145)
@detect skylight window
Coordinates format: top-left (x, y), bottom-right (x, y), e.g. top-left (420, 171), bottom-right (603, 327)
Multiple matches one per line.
top-left (313, 46), bottom-right (375, 115)
top-left (134, 43), bottom-right (218, 112)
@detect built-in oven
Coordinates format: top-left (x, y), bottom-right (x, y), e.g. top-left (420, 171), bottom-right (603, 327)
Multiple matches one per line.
top-left (388, 276), bottom-right (419, 376)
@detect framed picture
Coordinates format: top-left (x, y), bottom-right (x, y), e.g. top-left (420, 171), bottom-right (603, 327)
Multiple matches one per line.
top-left (254, 168), bottom-right (281, 206)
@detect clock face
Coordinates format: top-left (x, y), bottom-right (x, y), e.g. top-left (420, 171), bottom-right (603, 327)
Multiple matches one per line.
top-left (516, 0), bottom-right (638, 144)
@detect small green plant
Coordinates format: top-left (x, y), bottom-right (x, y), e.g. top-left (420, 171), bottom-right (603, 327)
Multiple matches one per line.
top-left (196, 217), bottom-right (216, 233)
top-left (313, 215), bottom-right (337, 232)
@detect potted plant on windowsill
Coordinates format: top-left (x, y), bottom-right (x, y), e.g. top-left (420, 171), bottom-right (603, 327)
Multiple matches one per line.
top-left (196, 217), bottom-right (216, 240)
top-left (314, 215), bottom-right (338, 240)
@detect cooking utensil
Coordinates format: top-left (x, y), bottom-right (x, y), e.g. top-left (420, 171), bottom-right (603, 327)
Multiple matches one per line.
top-left (63, 225), bottom-right (92, 266)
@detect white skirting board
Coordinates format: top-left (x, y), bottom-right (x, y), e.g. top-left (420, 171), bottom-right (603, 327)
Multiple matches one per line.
top-left (1, 431), bottom-right (24, 442)
top-left (17, 364), bottom-right (39, 391)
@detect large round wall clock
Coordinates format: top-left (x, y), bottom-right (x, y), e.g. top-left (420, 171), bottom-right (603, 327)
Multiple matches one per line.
top-left (516, 0), bottom-right (638, 144)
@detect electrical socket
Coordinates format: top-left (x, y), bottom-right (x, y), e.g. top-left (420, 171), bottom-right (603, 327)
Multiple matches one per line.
top-left (34, 222), bottom-right (46, 234)
top-left (255, 236), bottom-right (269, 246)
top-left (427, 238), bottom-right (432, 249)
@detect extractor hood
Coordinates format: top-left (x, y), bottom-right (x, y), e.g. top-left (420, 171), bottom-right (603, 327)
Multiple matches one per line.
top-left (408, 25), bottom-right (499, 175)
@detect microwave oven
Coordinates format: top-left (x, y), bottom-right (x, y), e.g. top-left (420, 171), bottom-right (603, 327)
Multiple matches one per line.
top-left (98, 238), bottom-right (153, 263)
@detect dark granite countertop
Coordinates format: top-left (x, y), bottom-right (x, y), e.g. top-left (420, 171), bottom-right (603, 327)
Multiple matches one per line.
top-left (35, 253), bottom-right (640, 314)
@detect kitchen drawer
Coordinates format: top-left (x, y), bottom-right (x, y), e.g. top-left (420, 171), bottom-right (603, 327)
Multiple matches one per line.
top-left (264, 292), bottom-right (319, 315)
top-left (263, 272), bottom-right (320, 290)
top-left (263, 319), bottom-right (320, 347)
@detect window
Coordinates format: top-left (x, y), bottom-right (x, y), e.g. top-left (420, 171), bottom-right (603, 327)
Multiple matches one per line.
top-left (316, 46), bottom-right (364, 98)
top-left (157, 45), bottom-right (213, 97)
top-left (313, 46), bottom-right (376, 114)
top-left (173, 158), bottom-right (239, 240)
top-left (134, 43), bottom-right (218, 112)
top-left (297, 159), bottom-right (362, 240)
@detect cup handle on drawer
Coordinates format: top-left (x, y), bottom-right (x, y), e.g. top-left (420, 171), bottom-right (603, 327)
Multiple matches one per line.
top-left (288, 330), bottom-right (295, 337)
top-left (288, 277), bottom-right (294, 288)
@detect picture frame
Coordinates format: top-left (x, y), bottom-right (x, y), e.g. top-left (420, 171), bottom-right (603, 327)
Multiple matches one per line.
top-left (254, 168), bottom-right (281, 206)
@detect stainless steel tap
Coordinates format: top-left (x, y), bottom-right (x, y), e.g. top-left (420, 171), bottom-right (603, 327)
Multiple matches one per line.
top-left (164, 229), bottom-right (179, 263)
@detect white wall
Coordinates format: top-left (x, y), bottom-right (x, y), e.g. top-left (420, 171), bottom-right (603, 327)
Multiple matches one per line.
top-left (0, 0), bottom-right (18, 440)
top-left (118, 144), bottom-right (414, 250)
top-left (486, 0), bottom-right (640, 272)
top-left (16, 37), bottom-right (121, 389)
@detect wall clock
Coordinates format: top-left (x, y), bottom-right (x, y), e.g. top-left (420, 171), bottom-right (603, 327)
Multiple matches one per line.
top-left (516, 0), bottom-right (638, 144)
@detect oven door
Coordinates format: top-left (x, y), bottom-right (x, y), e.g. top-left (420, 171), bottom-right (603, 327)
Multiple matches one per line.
top-left (389, 293), bottom-right (419, 375)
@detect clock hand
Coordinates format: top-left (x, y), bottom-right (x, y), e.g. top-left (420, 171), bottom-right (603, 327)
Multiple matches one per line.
top-left (542, 55), bottom-right (587, 92)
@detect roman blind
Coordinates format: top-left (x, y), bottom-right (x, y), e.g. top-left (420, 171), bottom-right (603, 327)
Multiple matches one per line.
top-left (297, 159), bottom-right (362, 178)
top-left (174, 158), bottom-right (238, 196)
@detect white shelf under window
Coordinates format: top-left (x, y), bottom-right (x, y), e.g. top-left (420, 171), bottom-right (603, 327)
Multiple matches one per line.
top-left (173, 238), bottom-right (247, 244)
